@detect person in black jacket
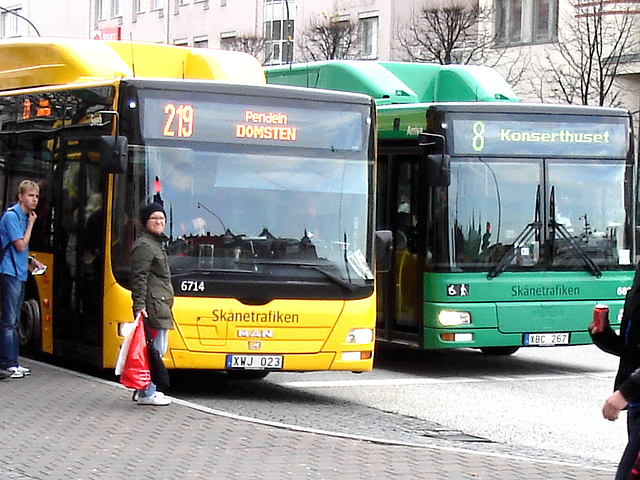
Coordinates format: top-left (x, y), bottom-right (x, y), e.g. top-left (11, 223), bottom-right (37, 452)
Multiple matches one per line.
top-left (590, 265), bottom-right (640, 480)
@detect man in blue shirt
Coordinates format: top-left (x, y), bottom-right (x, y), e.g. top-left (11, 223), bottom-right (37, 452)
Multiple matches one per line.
top-left (0, 180), bottom-right (45, 378)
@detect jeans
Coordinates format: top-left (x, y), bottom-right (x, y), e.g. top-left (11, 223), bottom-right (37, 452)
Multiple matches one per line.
top-left (137, 328), bottom-right (168, 398)
top-left (616, 406), bottom-right (640, 480)
top-left (0, 274), bottom-right (25, 370)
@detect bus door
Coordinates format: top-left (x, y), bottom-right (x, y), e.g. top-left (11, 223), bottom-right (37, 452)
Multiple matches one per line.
top-left (52, 135), bottom-right (105, 363)
top-left (377, 149), bottom-right (424, 344)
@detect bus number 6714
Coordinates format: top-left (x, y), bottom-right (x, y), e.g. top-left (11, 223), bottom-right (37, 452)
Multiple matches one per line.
top-left (180, 280), bottom-right (205, 292)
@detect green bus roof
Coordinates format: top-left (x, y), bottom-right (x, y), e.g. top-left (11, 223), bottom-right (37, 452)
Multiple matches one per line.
top-left (265, 61), bottom-right (518, 105)
top-left (378, 62), bottom-right (518, 103)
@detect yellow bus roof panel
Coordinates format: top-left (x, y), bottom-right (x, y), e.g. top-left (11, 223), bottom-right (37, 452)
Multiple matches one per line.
top-left (0, 38), bottom-right (265, 91)
top-left (105, 41), bottom-right (266, 84)
top-left (0, 38), bottom-right (132, 90)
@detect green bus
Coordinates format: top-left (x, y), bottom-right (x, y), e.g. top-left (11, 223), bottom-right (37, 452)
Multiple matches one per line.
top-left (267, 61), bottom-right (635, 354)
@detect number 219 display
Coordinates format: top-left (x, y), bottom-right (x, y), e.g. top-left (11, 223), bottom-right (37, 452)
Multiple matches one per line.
top-left (163, 103), bottom-right (194, 137)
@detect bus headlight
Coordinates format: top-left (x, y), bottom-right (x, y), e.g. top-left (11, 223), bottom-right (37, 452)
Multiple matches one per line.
top-left (438, 311), bottom-right (471, 326)
top-left (346, 328), bottom-right (374, 344)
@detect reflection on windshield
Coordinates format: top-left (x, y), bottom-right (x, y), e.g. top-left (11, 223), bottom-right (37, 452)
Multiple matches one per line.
top-left (437, 158), bottom-right (629, 272)
top-left (126, 145), bottom-right (373, 282)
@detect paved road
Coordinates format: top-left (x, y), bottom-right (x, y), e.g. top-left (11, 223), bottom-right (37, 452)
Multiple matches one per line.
top-left (165, 344), bottom-right (623, 471)
top-left (0, 359), bottom-right (617, 479)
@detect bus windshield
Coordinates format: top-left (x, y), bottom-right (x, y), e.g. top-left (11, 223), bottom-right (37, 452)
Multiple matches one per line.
top-left (111, 87), bottom-right (374, 298)
top-left (432, 157), bottom-right (630, 272)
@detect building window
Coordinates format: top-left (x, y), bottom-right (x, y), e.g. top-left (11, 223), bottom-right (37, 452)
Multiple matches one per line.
top-left (179, 0), bottom-right (189, 5)
top-left (219, 31), bottom-right (236, 50)
top-left (193, 36), bottom-right (209, 48)
top-left (135, 0), bottom-right (146, 13)
top-left (2, 8), bottom-right (22, 38)
top-left (174, 38), bottom-right (189, 46)
top-left (96, 0), bottom-right (107, 20)
top-left (151, 0), bottom-right (164, 10)
top-left (263, 0), bottom-right (295, 65)
top-left (264, 19), bottom-right (294, 64)
top-left (495, 0), bottom-right (557, 45)
top-left (359, 15), bottom-right (378, 59)
top-left (112, 0), bottom-right (122, 17)
top-left (534, 0), bottom-right (556, 42)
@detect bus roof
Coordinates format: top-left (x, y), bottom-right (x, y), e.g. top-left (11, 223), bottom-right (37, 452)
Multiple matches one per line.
top-left (377, 62), bottom-right (518, 103)
top-left (0, 37), bottom-right (265, 91)
top-left (265, 61), bottom-right (518, 104)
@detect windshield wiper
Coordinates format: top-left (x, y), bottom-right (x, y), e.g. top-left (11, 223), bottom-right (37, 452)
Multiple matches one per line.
top-left (301, 264), bottom-right (356, 291)
top-left (171, 268), bottom-right (253, 277)
top-left (549, 187), bottom-right (602, 278)
top-left (488, 186), bottom-right (542, 279)
top-left (487, 186), bottom-right (603, 279)
top-left (172, 261), bottom-right (357, 291)
top-left (241, 258), bottom-right (357, 291)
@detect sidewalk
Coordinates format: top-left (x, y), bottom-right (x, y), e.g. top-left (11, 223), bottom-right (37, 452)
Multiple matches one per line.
top-left (0, 360), bottom-right (615, 480)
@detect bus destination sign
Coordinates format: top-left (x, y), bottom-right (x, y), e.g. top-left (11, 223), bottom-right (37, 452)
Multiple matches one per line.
top-left (142, 96), bottom-right (363, 151)
top-left (451, 117), bottom-right (628, 158)
top-left (160, 103), bottom-right (297, 141)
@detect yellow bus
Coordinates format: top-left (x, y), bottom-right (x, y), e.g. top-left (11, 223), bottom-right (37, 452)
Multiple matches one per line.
top-left (0, 38), bottom-right (384, 377)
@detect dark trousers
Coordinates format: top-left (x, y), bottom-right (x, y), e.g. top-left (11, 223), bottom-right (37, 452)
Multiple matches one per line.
top-left (617, 406), bottom-right (640, 480)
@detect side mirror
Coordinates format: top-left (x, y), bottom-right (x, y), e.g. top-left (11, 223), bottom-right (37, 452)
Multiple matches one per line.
top-left (418, 132), bottom-right (450, 187)
top-left (375, 230), bottom-right (393, 273)
top-left (426, 153), bottom-right (451, 187)
top-left (100, 135), bottom-right (128, 174)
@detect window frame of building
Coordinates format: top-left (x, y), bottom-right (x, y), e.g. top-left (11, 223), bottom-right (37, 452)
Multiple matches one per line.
top-left (359, 13), bottom-right (378, 59)
top-left (495, 0), bottom-right (558, 46)
top-left (219, 30), bottom-right (236, 50)
top-left (2, 8), bottom-right (22, 38)
top-left (263, 19), bottom-right (294, 65)
top-left (112, 0), bottom-right (123, 17)
top-left (135, 0), bottom-right (146, 13)
top-left (96, 0), bottom-right (107, 20)
top-left (263, 0), bottom-right (296, 65)
top-left (193, 36), bottom-right (209, 48)
top-left (264, 19), bottom-right (294, 64)
top-left (334, 19), bottom-right (352, 59)
top-left (150, 0), bottom-right (165, 10)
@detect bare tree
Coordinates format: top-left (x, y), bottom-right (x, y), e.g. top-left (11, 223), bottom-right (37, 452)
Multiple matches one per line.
top-left (297, 13), bottom-right (358, 61)
top-left (396, 1), bottom-right (529, 87)
top-left (398, 1), bottom-right (492, 65)
top-left (537, 0), bottom-right (637, 106)
top-left (222, 35), bottom-right (269, 64)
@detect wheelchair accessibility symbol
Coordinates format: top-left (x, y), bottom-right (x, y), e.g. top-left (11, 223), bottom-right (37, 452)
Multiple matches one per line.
top-left (447, 284), bottom-right (469, 296)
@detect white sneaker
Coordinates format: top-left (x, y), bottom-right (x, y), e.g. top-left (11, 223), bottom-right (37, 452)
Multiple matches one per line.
top-left (4, 366), bottom-right (25, 379)
top-left (137, 392), bottom-right (171, 406)
top-left (16, 365), bottom-right (31, 375)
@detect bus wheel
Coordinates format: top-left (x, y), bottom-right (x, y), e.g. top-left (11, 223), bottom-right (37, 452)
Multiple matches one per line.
top-left (226, 370), bottom-right (270, 380)
top-left (480, 346), bottom-right (520, 356)
top-left (19, 298), bottom-right (41, 353)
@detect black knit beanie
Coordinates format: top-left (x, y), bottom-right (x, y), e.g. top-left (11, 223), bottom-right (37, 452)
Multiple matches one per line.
top-left (140, 202), bottom-right (166, 224)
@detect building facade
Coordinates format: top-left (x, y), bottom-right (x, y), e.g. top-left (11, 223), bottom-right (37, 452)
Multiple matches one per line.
top-left (1, 0), bottom-right (639, 119)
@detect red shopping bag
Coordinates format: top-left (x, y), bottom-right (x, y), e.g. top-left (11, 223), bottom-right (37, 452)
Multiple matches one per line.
top-left (119, 318), bottom-right (151, 390)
